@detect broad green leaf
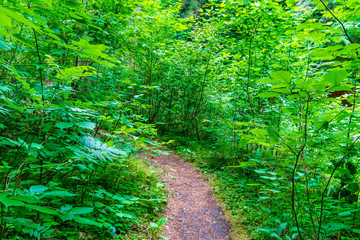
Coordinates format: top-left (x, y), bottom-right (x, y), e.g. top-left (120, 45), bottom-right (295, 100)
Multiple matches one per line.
top-left (61, 205), bottom-right (73, 211)
top-left (58, 211), bottom-right (74, 221)
top-left (267, 127), bottom-right (279, 142)
top-left (269, 232), bottom-right (281, 240)
top-left (261, 176), bottom-right (277, 180)
top-left (150, 222), bottom-right (158, 228)
top-left (270, 83), bottom-right (290, 89)
top-left (74, 216), bottom-right (102, 227)
top-left (75, 122), bottom-right (96, 130)
top-left (0, 195), bottom-right (25, 207)
top-left (72, 39), bottom-right (116, 64)
top-left (56, 122), bottom-right (74, 129)
top-left (58, 66), bottom-right (97, 82)
top-left (270, 71), bottom-right (293, 83)
top-left (0, 7), bottom-right (42, 33)
top-left (312, 82), bottom-right (327, 91)
top-left (0, 137), bottom-right (19, 147)
top-left (328, 86), bottom-right (352, 91)
top-left (294, 79), bottom-right (313, 91)
top-left (29, 185), bottom-right (48, 194)
top-left (0, 40), bottom-right (11, 51)
top-left (42, 191), bottom-right (78, 198)
top-left (116, 211), bottom-right (136, 219)
top-left (70, 207), bottom-right (94, 215)
top-left (157, 218), bottom-right (168, 227)
top-left (26, 205), bottom-right (58, 215)
top-left (339, 211), bottom-right (352, 217)
top-left (270, 84), bottom-right (291, 94)
top-left (311, 48), bottom-right (334, 60)
top-left (11, 195), bottom-right (41, 204)
top-left (351, 229), bottom-right (360, 234)
top-left (0, 14), bottom-right (11, 27)
top-left (323, 69), bottom-right (348, 86)
top-left (277, 222), bottom-right (288, 236)
top-left (4, 98), bottom-right (24, 111)
top-left (250, 129), bottom-right (268, 138)
top-left (271, 88), bottom-right (291, 94)
top-left (286, 0), bottom-right (296, 6)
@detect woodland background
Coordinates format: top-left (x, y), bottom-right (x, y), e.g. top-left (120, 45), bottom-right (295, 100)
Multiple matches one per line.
top-left (1, 0), bottom-right (360, 239)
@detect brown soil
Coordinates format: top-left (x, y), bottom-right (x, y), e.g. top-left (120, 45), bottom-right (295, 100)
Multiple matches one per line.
top-left (139, 152), bottom-right (232, 240)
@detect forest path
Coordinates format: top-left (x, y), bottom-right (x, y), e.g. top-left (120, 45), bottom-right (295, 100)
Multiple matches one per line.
top-left (139, 152), bottom-right (232, 240)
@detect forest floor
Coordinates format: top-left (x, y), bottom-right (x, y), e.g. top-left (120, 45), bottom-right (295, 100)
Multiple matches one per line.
top-left (139, 151), bottom-right (232, 240)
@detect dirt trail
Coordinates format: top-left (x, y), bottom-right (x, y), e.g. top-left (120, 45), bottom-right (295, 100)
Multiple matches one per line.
top-left (139, 152), bottom-right (232, 240)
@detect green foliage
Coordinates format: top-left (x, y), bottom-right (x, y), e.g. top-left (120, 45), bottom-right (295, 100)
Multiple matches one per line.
top-left (150, 218), bottom-right (168, 240)
top-left (3, 0), bottom-right (360, 238)
top-left (154, 0), bottom-right (360, 239)
top-left (0, 0), bottom-right (171, 238)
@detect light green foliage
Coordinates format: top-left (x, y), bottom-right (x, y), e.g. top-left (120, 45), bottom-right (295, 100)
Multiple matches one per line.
top-left (2, 0), bottom-right (360, 239)
top-left (150, 218), bottom-right (168, 240)
top-left (152, 0), bottom-right (360, 239)
top-left (0, 0), bottom-right (170, 238)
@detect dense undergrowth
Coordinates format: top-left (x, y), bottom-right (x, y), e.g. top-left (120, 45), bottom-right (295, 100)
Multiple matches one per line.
top-left (2, 0), bottom-right (360, 239)
top-left (170, 133), bottom-right (360, 240)
top-left (150, 0), bottom-right (360, 239)
top-left (0, 0), bottom-right (172, 239)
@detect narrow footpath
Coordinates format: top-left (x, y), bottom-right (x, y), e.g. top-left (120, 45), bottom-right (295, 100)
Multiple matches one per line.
top-left (139, 152), bottom-right (232, 240)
